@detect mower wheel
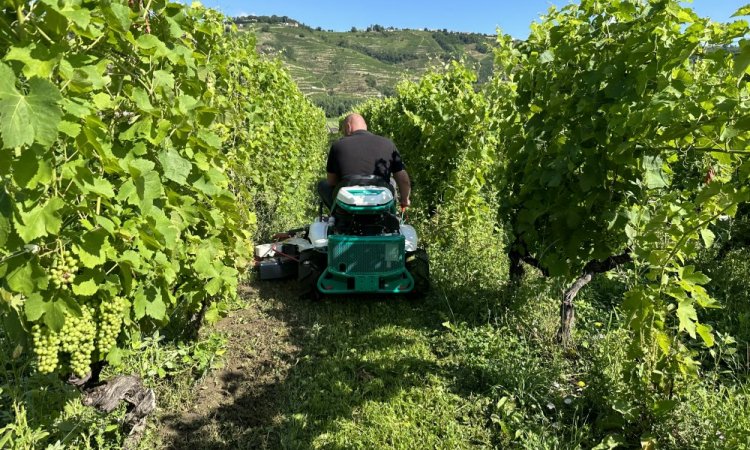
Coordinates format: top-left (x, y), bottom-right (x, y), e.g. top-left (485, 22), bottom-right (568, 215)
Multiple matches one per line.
top-left (298, 249), bottom-right (326, 300)
top-left (406, 249), bottom-right (430, 299)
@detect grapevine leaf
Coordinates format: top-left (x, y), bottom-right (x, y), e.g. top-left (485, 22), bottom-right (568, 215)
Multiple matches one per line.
top-left (44, 300), bottom-right (66, 332)
top-left (178, 95), bottom-right (198, 114)
top-left (5, 257), bottom-right (37, 295)
top-left (205, 277), bottom-right (222, 296)
top-left (73, 229), bottom-right (109, 268)
top-left (58, 120), bottom-right (81, 138)
top-left (194, 246), bottom-right (220, 278)
top-left (133, 289), bottom-right (147, 320)
top-left (136, 35), bottom-right (170, 58)
top-left (80, 175), bottom-right (116, 199)
top-left (131, 88), bottom-right (156, 113)
top-left (12, 148), bottom-right (52, 189)
top-left (158, 149), bottom-right (192, 185)
top-left (153, 70), bottom-right (175, 91)
top-left (680, 265), bottom-right (711, 285)
top-left (95, 216), bottom-right (116, 234)
top-left (106, 347), bottom-right (125, 366)
top-left (734, 42), bottom-right (750, 78)
top-left (655, 330), bottom-right (671, 356)
top-left (0, 66), bottom-right (63, 148)
top-left (4, 45), bottom-right (59, 79)
top-left (0, 209), bottom-right (8, 248)
top-left (24, 293), bottom-right (46, 321)
top-left (152, 209), bottom-right (179, 249)
top-left (72, 270), bottom-right (100, 296)
top-left (699, 229), bottom-right (715, 248)
top-left (102, 2), bottom-right (132, 32)
top-left (696, 323), bottom-right (715, 347)
top-left (146, 297), bottom-right (167, 320)
top-left (14, 197), bottom-right (65, 243)
top-left (136, 171), bottom-right (164, 213)
top-left (204, 303), bottom-right (221, 324)
top-left (676, 300), bottom-right (698, 338)
top-left (643, 156), bottom-right (668, 189)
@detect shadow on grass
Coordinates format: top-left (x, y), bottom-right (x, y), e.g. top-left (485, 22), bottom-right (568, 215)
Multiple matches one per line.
top-left (157, 269), bottom-right (578, 449)
top-left (159, 275), bottom-right (508, 449)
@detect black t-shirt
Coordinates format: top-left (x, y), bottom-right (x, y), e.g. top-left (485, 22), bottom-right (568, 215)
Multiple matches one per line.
top-left (326, 130), bottom-right (404, 182)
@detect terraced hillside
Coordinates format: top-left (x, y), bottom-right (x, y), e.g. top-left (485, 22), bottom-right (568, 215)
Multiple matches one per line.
top-left (240, 22), bottom-right (495, 116)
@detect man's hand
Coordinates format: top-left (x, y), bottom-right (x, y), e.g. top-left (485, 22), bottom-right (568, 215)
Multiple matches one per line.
top-left (393, 170), bottom-right (411, 209)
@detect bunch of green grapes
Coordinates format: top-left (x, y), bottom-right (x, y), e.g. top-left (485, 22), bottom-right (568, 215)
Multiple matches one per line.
top-left (59, 306), bottom-right (96, 377)
top-left (50, 250), bottom-right (78, 290)
top-left (32, 324), bottom-right (61, 374)
top-left (97, 297), bottom-right (127, 354)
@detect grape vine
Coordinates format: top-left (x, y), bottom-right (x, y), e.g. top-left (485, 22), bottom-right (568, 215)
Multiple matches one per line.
top-left (0, 0), bottom-right (327, 378)
top-left (361, 0), bottom-right (750, 424)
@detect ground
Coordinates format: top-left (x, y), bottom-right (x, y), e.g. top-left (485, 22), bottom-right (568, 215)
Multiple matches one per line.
top-left (156, 279), bottom-right (496, 450)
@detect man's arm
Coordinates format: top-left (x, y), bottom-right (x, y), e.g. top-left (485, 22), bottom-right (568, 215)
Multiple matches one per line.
top-left (393, 170), bottom-right (411, 207)
top-left (327, 172), bottom-right (338, 187)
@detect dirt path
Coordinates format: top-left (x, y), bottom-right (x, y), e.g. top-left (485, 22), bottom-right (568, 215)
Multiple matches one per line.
top-left (160, 281), bottom-right (305, 449)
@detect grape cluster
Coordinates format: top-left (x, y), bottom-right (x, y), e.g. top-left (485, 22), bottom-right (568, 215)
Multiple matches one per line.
top-left (50, 250), bottom-right (78, 290)
top-left (60, 306), bottom-right (96, 377)
top-left (97, 297), bottom-right (127, 354)
top-left (32, 324), bottom-right (61, 374)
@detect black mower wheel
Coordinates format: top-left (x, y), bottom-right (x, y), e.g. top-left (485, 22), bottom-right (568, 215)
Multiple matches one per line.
top-left (406, 249), bottom-right (430, 299)
top-left (298, 249), bottom-right (326, 300)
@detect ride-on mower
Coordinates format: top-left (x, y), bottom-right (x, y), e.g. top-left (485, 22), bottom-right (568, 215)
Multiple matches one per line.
top-left (255, 175), bottom-right (429, 299)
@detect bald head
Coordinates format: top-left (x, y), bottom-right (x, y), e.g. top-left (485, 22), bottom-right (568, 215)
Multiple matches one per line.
top-left (341, 113), bottom-right (367, 136)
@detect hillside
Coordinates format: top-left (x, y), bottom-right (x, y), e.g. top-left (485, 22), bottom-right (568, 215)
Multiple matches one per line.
top-left (236, 18), bottom-right (496, 116)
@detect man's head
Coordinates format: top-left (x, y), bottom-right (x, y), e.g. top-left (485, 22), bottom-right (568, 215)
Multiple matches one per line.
top-left (340, 113), bottom-right (367, 136)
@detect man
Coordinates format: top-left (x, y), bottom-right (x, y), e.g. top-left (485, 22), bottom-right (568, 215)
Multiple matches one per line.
top-left (318, 113), bottom-right (411, 209)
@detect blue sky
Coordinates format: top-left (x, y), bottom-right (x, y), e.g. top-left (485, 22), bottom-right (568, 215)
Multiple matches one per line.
top-left (190, 1), bottom-right (749, 38)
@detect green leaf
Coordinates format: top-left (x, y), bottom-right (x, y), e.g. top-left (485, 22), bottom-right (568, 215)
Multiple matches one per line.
top-left (136, 35), bottom-right (170, 58)
top-left (643, 156), bottom-right (668, 189)
top-left (133, 289), bottom-right (147, 320)
top-left (14, 197), bottom-right (65, 243)
top-left (72, 270), bottom-right (100, 296)
top-left (676, 300), bottom-right (698, 338)
top-left (24, 293), bottom-right (46, 321)
top-left (130, 88), bottom-right (155, 112)
top-left (696, 323), bottom-right (715, 347)
top-left (731, 5), bottom-right (750, 17)
top-left (734, 42), bottom-right (750, 78)
top-left (23, 294), bottom-right (66, 331)
top-left (73, 229), bottom-right (109, 268)
top-left (699, 229), bottom-right (715, 248)
top-left (0, 64), bottom-right (63, 148)
top-left (158, 149), bottom-right (192, 185)
top-left (44, 300), bottom-right (66, 332)
top-left (106, 347), bottom-right (125, 366)
top-left (681, 265), bottom-right (711, 285)
top-left (0, 209), bottom-right (9, 249)
top-left (102, 2), bottom-right (132, 32)
top-left (4, 45), bottom-right (58, 79)
top-left (146, 297), bottom-right (166, 320)
top-left (153, 70), bottom-right (175, 91)
top-left (12, 148), bottom-right (52, 189)
top-left (58, 120), bottom-right (82, 138)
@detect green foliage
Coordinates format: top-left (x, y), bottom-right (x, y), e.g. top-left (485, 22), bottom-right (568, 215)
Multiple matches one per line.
top-left (0, 1), bottom-right (326, 379)
top-left (311, 94), bottom-right (362, 119)
top-left (361, 61), bottom-right (502, 227)
top-left (492, 0), bottom-right (749, 405)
